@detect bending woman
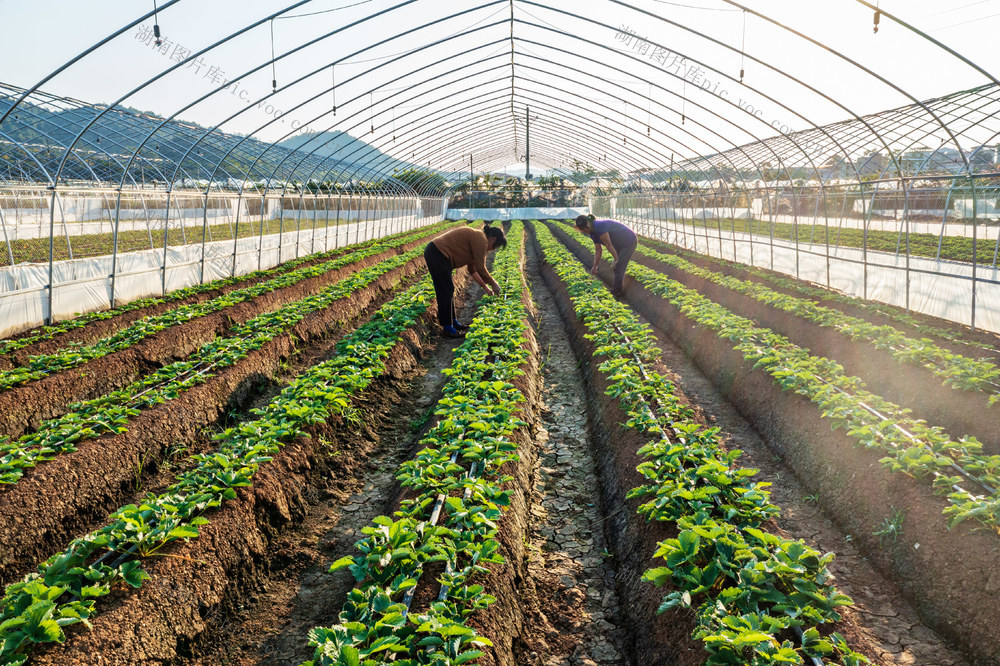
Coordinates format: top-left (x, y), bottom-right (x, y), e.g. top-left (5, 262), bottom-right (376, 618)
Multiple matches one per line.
top-left (423, 222), bottom-right (506, 337)
top-left (574, 214), bottom-right (637, 297)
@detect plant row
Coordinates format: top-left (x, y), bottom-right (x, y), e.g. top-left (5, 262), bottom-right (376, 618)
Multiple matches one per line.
top-left (631, 229), bottom-right (994, 353)
top-left (535, 222), bottom-right (869, 666)
top-left (0, 275), bottom-right (440, 666)
top-left (0, 220), bottom-right (452, 391)
top-left (630, 242), bottom-right (1000, 402)
top-left (0, 244), bottom-right (427, 486)
top-left (593, 232), bottom-right (1000, 534)
top-left (303, 223), bottom-right (530, 666)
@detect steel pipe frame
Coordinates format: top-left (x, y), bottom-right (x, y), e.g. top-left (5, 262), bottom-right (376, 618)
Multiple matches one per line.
top-left (5, 3), bottom-right (1000, 326)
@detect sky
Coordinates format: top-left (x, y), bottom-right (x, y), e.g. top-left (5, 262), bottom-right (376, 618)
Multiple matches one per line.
top-left (1, 0), bottom-right (998, 174)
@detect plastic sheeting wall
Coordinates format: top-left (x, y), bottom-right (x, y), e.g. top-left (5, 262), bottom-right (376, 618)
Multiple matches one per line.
top-left (637, 218), bottom-right (1000, 335)
top-left (2, 208), bottom-right (416, 240)
top-left (446, 207), bottom-right (589, 221)
top-left (0, 213), bottom-right (441, 338)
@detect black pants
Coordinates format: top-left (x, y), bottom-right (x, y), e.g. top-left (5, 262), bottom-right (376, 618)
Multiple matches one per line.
top-left (424, 241), bottom-right (456, 327)
top-left (612, 238), bottom-right (637, 295)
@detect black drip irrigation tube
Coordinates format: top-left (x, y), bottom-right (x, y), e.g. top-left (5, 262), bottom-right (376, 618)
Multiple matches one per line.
top-left (815, 376), bottom-right (998, 498)
top-left (398, 337), bottom-right (509, 618)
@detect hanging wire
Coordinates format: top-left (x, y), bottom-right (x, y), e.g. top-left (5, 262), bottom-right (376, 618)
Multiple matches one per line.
top-left (152, 0), bottom-right (163, 46)
top-left (740, 10), bottom-right (746, 82)
top-left (874, 1), bottom-right (881, 33)
top-left (602, 115), bottom-right (607, 162)
top-left (370, 91), bottom-right (374, 134)
top-left (647, 83), bottom-right (652, 137)
top-left (681, 61), bottom-right (687, 125)
top-left (623, 100), bottom-right (628, 146)
top-left (269, 19), bottom-right (278, 92)
top-left (331, 64), bottom-right (337, 116)
top-left (392, 105), bottom-right (396, 142)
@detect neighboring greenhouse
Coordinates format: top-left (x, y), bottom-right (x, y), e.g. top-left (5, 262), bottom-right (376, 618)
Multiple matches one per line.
top-left (2, 3), bottom-right (1000, 666)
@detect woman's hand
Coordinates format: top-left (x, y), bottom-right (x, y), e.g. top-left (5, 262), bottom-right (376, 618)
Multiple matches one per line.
top-left (590, 264), bottom-right (599, 276)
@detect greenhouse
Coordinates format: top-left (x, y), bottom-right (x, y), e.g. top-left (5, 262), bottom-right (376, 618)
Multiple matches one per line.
top-left (1, 2), bottom-right (998, 665)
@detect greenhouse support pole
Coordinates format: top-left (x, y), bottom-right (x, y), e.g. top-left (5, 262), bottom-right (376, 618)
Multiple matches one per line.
top-left (767, 190), bottom-right (776, 271)
top-left (334, 194), bottom-right (342, 249)
top-left (730, 194), bottom-right (737, 262)
top-left (355, 194), bottom-right (362, 243)
top-left (903, 179), bottom-right (911, 312)
top-left (0, 206), bottom-right (14, 266)
top-left (716, 203), bottom-right (723, 258)
top-left (525, 105), bottom-right (531, 181)
top-left (793, 190), bottom-right (800, 280)
top-left (231, 195), bottom-right (242, 278)
top-left (199, 192), bottom-right (210, 285)
top-left (862, 184), bottom-right (870, 300)
top-left (364, 194), bottom-right (372, 242)
top-left (162, 191), bottom-right (173, 296)
top-left (293, 195), bottom-right (302, 260)
top-left (257, 194), bottom-right (267, 271)
top-left (46, 186), bottom-right (56, 324)
top-left (970, 176), bottom-right (978, 331)
top-left (311, 193), bottom-right (318, 255)
top-left (110, 189), bottom-right (125, 308)
top-left (324, 195), bottom-right (331, 253)
top-left (277, 196), bottom-right (286, 264)
top-left (824, 189), bottom-right (832, 289)
top-left (353, 195), bottom-right (361, 245)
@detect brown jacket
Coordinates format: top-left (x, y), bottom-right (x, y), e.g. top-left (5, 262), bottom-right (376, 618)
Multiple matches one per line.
top-left (432, 226), bottom-right (494, 281)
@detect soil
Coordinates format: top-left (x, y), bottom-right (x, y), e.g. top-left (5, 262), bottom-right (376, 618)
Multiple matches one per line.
top-left (181, 281), bottom-right (487, 666)
top-left (513, 256), bottom-right (628, 666)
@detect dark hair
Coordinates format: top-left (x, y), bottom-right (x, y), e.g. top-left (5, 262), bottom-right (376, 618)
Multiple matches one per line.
top-left (483, 222), bottom-right (507, 250)
top-left (574, 213), bottom-right (596, 231)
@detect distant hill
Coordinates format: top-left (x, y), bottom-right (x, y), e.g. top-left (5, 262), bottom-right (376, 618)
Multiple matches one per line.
top-left (0, 84), bottom-right (434, 186)
top-left (278, 131), bottom-right (419, 176)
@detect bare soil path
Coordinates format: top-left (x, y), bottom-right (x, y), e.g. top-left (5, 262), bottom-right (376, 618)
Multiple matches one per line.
top-left (514, 264), bottom-right (627, 666)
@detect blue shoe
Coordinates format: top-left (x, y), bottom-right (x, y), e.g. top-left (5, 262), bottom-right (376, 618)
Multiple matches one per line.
top-left (452, 320), bottom-right (470, 331)
top-left (442, 325), bottom-right (465, 338)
